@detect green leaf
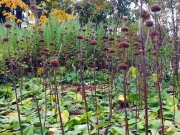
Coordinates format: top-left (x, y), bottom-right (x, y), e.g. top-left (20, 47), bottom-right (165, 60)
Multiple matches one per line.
top-left (66, 130), bottom-right (81, 135)
top-left (112, 127), bottom-right (126, 134)
top-left (161, 90), bottom-right (168, 99)
top-left (74, 124), bottom-right (87, 131)
top-left (13, 121), bottom-right (20, 130)
top-left (0, 133), bottom-right (13, 135)
top-left (149, 112), bottom-right (158, 120)
top-left (23, 126), bottom-right (34, 135)
top-left (152, 73), bottom-right (157, 82)
top-left (137, 121), bottom-right (144, 130)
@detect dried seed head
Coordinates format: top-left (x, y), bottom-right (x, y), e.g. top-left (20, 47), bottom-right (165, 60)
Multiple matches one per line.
top-left (119, 41), bottom-right (130, 48)
top-left (151, 4), bottom-right (161, 12)
top-left (40, 50), bottom-right (46, 55)
top-left (49, 42), bottom-right (55, 46)
top-left (76, 35), bottom-right (83, 39)
top-left (108, 49), bottom-right (115, 53)
top-left (103, 24), bottom-right (108, 29)
top-left (150, 30), bottom-right (159, 37)
top-left (76, 50), bottom-right (81, 54)
top-left (82, 28), bottom-right (86, 32)
top-left (102, 35), bottom-right (108, 40)
top-left (123, 16), bottom-right (128, 21)
top-left (5, 23), bottom-right (12, 28)
top-left (90, 40), bottom-right (97, 45)
top-left (50, 59), bottom-right (59, 67)
top-left (146, 20), bottom-right (154, 27)
top-left (134, 42), bottom-right (140, 46)
top-left (118, 63), bottom-right (129, 70)
top-left (109, 28), bottom-right (113, 32)
top-left (39, 38), bottom-right (45, 43)
top-left (134, 52), bottom-right (140, 56)
top-left (3, 37), bottom-right (9, 42)
top-left (121, 26), bottom-right (129, 32)
top-left (109, 37), bottom-right (115, 41)
top-left (152, 50), bottom-right (156, 55)
top-left (141, 10), bottom-right (150, 19)
top-left (103, 47), bottom-right (109, 51)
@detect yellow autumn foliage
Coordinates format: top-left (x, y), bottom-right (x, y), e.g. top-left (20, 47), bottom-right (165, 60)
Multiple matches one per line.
top-left (50, 8), bottom-right (76, 23)
top-left (0, 0), bottom-right (28, 20)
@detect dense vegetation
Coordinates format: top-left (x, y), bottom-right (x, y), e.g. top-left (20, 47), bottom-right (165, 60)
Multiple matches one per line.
top-left (0, 0), bottom-right (180, 135)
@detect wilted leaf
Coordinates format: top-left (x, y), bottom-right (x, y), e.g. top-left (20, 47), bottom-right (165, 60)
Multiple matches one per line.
top-left (57, 110), bottom-right (69, 123)
top-left (37, 67), bottom-right (44, 75)
top-left (6, 111), bottom-right (18, 118)
top-left (74, 92), bottom-right (82, 101)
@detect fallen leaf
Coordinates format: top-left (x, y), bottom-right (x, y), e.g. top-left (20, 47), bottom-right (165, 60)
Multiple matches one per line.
top-left (6, 111), bottom-right (18, 118)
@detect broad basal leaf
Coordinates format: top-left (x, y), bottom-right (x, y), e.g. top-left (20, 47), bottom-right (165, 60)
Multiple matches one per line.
top-left (57, 110), bottom-right (69, 123)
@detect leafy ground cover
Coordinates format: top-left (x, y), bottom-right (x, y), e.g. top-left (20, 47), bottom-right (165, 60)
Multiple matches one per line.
top-left (0, 70), bottom-right (180, 135)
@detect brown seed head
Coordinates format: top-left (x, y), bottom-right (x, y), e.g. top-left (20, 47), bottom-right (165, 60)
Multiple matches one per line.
top-left (103, 24), bottom-right (108, 29)
top-left (5, 23), bottom-right (12, 28)
top-left (119, 41), bottom-right (130, 48)
top-left (103, 47), bottom-right (109, 51)
top-left (134, 52), bottom-right (140, 56)
top-left (123, 16), bottom-right (128, 21)
top-left (146, 20), bottom-right (154, 27)
top-left (90, 40), bottom-right (97, 45)
top-left (76, 35), bottom-right (83, 39)
top-left (118, 63), bottom-right (129, 70)
top-left (50, 59), bottom-right (59, 67)
top-left (121, 26), bottom-right (129, 32)
top-left (150, 30), bottom-right (159, 37)
top-left (3, 37), bottom-right (9, 42)
top-left (108, 49), bottom-right (115, 53)
top-left (151, 4), bottom-right (161, 12)
top-left (134, 42), bottom-right (140, 46)
top-left (39, 38), bottom-right (45, 43)
top-left (152, 50), bottom-right (156, 55)
top-left (109, 37), bottom-right (115, 41)
top-left (141, 10), bottom-right (150, 19)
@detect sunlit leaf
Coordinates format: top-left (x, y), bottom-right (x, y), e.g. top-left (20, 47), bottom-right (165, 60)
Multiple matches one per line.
top-left (74, 92), bottom-right (83, 101)
top-left (20, 98), bottom-right (32, 105)
top-left (57, 110), bottom-right (69, 123)
top-left (128, 66), bottom-right (137, 78)
top-left (118, 95), bottom-right (127, 101)
top-left (152, 73), bottom-right (157, 82)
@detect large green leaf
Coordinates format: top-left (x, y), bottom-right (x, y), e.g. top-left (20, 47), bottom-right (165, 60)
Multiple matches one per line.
top-left (13, 121), bottom-right (20, 130)
top-left (23, 126), bottom-right (34, 135)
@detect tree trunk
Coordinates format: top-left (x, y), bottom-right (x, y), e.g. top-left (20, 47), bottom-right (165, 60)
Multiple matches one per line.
top-left (29, 0), bottom-right (39, 26)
